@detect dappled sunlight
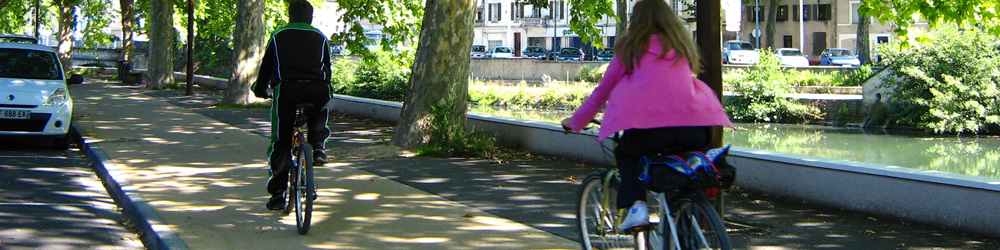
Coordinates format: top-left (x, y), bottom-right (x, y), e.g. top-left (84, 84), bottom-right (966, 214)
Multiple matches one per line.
top-left (142, 137), bottom-right (181, 145)
top-left (353, 193), bottom-right (381, 200)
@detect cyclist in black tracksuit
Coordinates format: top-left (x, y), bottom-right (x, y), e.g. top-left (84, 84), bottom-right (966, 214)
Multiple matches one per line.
top-left (252, 0), bottom-right (332, 210)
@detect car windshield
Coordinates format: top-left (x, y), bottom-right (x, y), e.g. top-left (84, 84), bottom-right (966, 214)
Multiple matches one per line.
top-left (561, 49), bottom-right (582, 56)
top-left (0, 48), bottom-right (61, 80)
top-left (472, 46), bottom-right (485, 52)
top-left (729, 43), bottom-right (754, 50)
top-left (526, 47), bottom-right (543, 53)
top-left (597, 49), bottom-right (613, 56)
top-left (779, 50), bottom-right (804, 56)
top-left (495, 47), bottom-right (512, 53)
top-left (828, 49), bottom-right (855, 57)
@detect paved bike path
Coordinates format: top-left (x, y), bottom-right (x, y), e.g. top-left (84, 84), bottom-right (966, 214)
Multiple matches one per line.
top-left (70, 81), bottom-right (578, 249)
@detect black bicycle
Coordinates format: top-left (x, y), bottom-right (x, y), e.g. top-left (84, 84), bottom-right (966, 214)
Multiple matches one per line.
top-left (573, 120), bottom-right (733, 250)
top-left (283, 103), bottom-right (315, 235)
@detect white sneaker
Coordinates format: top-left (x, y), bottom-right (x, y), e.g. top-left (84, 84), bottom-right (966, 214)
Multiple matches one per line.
top-left (620, 203), bottom-right (650, 230)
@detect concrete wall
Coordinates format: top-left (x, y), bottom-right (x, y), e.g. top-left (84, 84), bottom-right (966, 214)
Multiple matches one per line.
top-left (327, 94), bottom-right (1000, 238)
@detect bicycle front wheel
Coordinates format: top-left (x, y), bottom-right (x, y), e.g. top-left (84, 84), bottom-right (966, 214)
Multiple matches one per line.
top-left (577, 172), bottom-right (637, 250)
top-left (671, 197), bottom-right (731, 250)
top-left (294, 143), bottom-right (315, 235)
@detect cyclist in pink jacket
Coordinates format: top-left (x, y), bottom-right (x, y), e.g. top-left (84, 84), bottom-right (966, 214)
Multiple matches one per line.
top-left (561, 0), bottom-right (734, 230)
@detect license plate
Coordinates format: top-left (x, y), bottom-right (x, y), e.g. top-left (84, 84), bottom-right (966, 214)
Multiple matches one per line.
top-left (0, 109), bottom-right (30, 119)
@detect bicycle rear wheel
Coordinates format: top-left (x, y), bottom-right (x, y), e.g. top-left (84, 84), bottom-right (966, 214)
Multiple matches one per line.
top-left (577, 172), bottom-right (637, 250)
top-left (670, 197), bottom-right (731, 250)
top-left (294, 143), bottom-right (315, 235)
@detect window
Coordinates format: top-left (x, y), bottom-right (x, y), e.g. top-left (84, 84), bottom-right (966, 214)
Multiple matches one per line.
top-left (850, 2), bottom-right (861, 24)
top-left (792, 5), bottom-right (799, 20)
top-left (511, 3), bottom-right (523, 20)
top-left (817, 4), bottom-right (831, 21)
top-left (783, 35), bottom-right (793, 48)
top-left (777, 5), bottom-right (788, 22)
top-left (746, 6), bottom-right (763, 22)
top-left (803, 4), bottom-right (811, 21)
top-left (488, 40), bottom-right (502, 51)
top-left (877, 36), bottom-right (889, 43)
top-left (489, 3), bottom-right (501, 22)
top-left (552, 1), bottom-right (564, 20)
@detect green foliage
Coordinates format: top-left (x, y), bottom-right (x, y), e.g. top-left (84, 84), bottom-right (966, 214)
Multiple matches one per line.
top-left (861, 0), bottom-right (1000, 40)
top-left (566, 0), bottom-right (617, 48)
top-left (724, 50), bottom-right (820, 123)
top-left (877, 24), bottom-right (1000, 134)
top-left (78, 0), bottom-right (116, 48)
top-left (332, 0), bottom-right (423, 62)
top-left (418, 99), bottom-right (497, 158)
top-left (331, 49), bottom-right (411, 101)
top-left (0, 0), bottom-right (33, 34)
top-left (578, 64), bottom-right (608, 83)
top-left (468, 81), bottom-right (591, 110)
top-left (835, 65), bottom-right (875, 87)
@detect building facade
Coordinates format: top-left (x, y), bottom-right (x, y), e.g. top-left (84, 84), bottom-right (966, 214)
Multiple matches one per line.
top-left (737, 0), bottom-right (926, 59)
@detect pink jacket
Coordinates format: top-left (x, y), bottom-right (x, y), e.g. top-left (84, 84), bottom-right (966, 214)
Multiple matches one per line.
top-left (567, 36), bottom-right (735, 141)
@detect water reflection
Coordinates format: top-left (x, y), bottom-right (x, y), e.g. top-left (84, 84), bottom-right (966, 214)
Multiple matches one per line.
top-left (470, 106), bottom-right (1000, 179)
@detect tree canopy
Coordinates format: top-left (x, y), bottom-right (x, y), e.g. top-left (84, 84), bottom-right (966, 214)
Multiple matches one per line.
top-left (862, 0), bottom-right (1000, 43)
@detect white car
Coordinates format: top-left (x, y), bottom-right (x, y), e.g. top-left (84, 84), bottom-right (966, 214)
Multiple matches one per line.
top-left (722, 40), bottom-right (760, 64)
top-left (775, 48), bottom-right (810, 67)
top-left (489, 46), bottom-right (515, 58)
top-left (0, 41), bottom-right (82, 148)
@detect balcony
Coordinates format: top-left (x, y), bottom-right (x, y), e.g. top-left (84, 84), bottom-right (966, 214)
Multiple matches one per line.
top-left (521, 17), bottom-right (544, 27)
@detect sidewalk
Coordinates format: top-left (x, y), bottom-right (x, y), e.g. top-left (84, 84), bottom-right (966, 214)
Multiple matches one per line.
top-left (71, 80), bottom-right (578, 249)
top-left (70, 79), bottom-right (998, 249)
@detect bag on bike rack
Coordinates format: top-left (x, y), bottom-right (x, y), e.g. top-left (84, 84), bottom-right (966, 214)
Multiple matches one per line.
top-left (637, 145), bottom-right (737, 193)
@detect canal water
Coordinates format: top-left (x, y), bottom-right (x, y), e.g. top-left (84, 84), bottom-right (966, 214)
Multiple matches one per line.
top-left (469, 106), bottom-right (1000, 179)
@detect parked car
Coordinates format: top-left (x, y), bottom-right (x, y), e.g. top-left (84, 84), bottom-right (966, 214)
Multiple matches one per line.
top-left (489, 46), bottom-right (515, 58)
top-left (593, 48), bottom-right (614, 61)
top-left (722, 40), bottom-right (759, 64)
top-left (819, 48), bottom-right (861, 67)
top-left (522, 46), bottom-right (547, 59)
top-left (541, 50), bottom-right (560, 61)
top-left (330, 45), bottom-right (346, 55)
top-left (471, 45), bottom-right (487, 58)
top-left (557, 47), bottom-right (585, 61)
top-left (0, 41), bottom-right (83, 149)
top-left (775, 48), bottom-right (810, 67)
top-left (0, 34), bottom-right (38, 44)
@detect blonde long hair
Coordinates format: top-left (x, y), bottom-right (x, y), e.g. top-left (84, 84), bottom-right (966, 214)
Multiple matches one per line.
top-left (613, 0), bottom-right (702, 74)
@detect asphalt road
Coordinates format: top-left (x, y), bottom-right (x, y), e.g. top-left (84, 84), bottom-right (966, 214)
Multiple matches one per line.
top-left (0, 137), bottom-right (143, 249)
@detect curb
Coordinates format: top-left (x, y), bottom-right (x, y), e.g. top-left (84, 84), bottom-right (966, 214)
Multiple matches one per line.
top-left (73, 122), bottom-right (190, 250)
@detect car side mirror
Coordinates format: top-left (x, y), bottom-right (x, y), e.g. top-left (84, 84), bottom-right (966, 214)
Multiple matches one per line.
top-left (68, 74), bottom-right (84, 85)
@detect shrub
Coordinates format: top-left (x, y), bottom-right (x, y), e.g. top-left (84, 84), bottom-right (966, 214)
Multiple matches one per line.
top-left (835, 65), bottom-right (874, 87)
top-left (578, 64), bottom-right (608, 83)
top-left (724, 50), bottom-right (820, 123)
top-left (877, 24), bottom-right (1000, 134)
top-left (331, 49), bottom-right (411, 101)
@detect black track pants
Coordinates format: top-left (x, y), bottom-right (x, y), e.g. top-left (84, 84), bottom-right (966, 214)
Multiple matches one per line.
top-left (614, 126), bottom-right (711, 209)
top-left (266, 81), bottom-right (332, 196)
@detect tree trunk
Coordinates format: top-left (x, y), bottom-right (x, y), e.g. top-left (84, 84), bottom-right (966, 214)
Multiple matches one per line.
top-left (856, 0), bottom-right (872, 65)
top-left (763, 0), bottom-right (779, 50)
top-left (391, 0), bottom-right (476, 149)
top-left (221, 0), bottom-right (266, 104)
top-left (119, 0), bottom-right (135, 62)
top-left (57, 2), bottom-right (75, 73)
top-left (0, 0), bottom-right (12, 11)
top-left (148, 0), bottom-right (175, 89)
top-left (616, 0), bottom-right (628, 37)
